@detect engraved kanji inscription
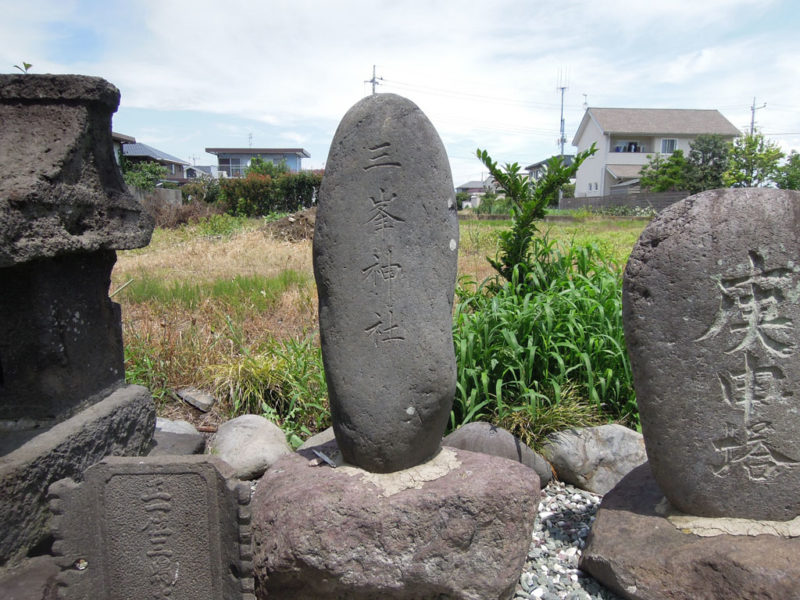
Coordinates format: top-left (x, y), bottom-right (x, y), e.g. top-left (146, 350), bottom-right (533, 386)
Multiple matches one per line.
top-left (696, 250), bottom-right (795, 358)
top-left (717, 352), bottom-right (793, 423)
top-left (713, 421), bottom-right (800, 480)
top-left (363, 142), bottom-right (401, 170)
top-left (141, 478), bottom-right (179, 598)
top-left (365, 308), bottom-right (405, 345)
top-left (364, 188), bottom-right (404, 234)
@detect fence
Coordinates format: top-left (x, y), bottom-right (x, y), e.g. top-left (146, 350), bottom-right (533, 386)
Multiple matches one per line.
top-left (129, 187), bottom-right (183, 206)
top-left (559, 191), bottom-right (688, 213)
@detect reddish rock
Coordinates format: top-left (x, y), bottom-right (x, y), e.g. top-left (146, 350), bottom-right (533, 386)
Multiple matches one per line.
top-left (252, 447), bottom-right (540, 600)
top-left (580, 462), bottom-right (800, 600)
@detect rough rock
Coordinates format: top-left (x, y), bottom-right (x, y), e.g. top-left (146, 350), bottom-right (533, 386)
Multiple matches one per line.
top-left (580, 462), bottom-right (800, 600)
top-left (176, 386), bottom-right (216, 412)
top-left (443, 421), bottom-right (552, 485)
top-left (252, 447), bottom-right (540, 600)
top-left (623, 188), bottom-right (800, 519)
top-left (0, 384), bottom-right (154, 567)
top-left (0, 74), bottom-right (153, 267)
top-left (148, 431), bottom-right (206, 456)
top-left (313, 93), bottom-right (459, 472)
top-left (206, 414), bottom-right (291, 479)
top-left (155, 417), bottom-right (199, 435)
top-left (296, 425), bottom-right (336, 451)
top-left (0, 555), bottom-right (60, 600)
top-left (540, 424), bottom-right (646, 495)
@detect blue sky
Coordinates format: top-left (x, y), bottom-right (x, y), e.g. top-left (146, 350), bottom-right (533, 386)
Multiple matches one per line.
top-left (3, 0), bottom-right (799, 186)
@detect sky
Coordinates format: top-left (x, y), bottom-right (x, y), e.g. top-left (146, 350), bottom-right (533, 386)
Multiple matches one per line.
top-left (3, 0), bottom-right (799, 186)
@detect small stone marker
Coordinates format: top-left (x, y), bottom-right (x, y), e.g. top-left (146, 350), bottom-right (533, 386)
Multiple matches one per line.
top-left (48, 456), bottom-right (254, 599)
top-left (313, 93), bottom-right (459, 472)
top-left (623, 188), bottom-right (800, 520)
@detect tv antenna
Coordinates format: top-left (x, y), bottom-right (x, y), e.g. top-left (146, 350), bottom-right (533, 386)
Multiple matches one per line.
top-left (557, 69), bottom-right (569, 157)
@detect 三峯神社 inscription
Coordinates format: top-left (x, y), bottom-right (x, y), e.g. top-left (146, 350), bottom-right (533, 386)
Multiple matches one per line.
top-left (623, 188), bottom-right (800, 520)
top-left (313, 93), bottom-right (459, 473)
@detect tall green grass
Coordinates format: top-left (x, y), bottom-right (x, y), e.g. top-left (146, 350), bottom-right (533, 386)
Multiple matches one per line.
top-left (451, 234), bottom-right (636, 448)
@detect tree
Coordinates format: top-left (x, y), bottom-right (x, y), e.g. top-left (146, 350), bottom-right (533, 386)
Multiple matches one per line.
top-left (246, 156), bottom-right (289, 177)
top-left (639, 150), bottom-right (689, 192)
top-left (686, 134), bottom-right (730, 193)
top-left (724, 132), bottom-right (784, 188)
top-left (775, 151), bottom-right (800, 190)
top-left (120, 158), bottom-right (168, 192)
top-left (475, 144), bottom-right (596, 284)
top-left (455, 191), bottom-right (470, 210)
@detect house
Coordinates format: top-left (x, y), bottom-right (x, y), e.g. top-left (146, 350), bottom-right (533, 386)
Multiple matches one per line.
top-left (456, 178), bottom-right (496, 208)
top-left (111, 132), bottom-right (136, 165)
top-left (525, 155), bottom-right (574, 181)
top-left (185, 165), bottom-right (218, 179)
top-left (204, 148), bottom-right (310, 177)
top-left (571, 108), bottom-right (740, 197)
top-left (121, 141), bottom-right (190, 183)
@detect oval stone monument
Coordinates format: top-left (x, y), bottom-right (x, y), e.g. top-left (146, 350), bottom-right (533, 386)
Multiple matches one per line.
top-left (313, 93), bottom-right (459, 473)
top-left (623, 188), bottom-right (800, 520)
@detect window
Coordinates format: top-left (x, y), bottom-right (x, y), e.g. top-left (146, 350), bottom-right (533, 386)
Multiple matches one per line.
top-left (219, 157), bottom-right (243, 177)
top-left (661, 138), bottom-right (677, 154)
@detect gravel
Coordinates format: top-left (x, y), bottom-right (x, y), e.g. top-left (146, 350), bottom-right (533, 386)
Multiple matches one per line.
top-left (514, 479), bottom-right (622, 600)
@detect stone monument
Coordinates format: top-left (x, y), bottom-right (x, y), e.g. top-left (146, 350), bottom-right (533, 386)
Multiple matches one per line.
top-left (313, 92), bottom-right (459, 473)
top-left (581, 188), bottom-right (800, 599)
top-left (252, 94), bottom-right (540, 599)
top-left (48, 456), bottom-right (254, 600)
top-left (0, 74), bottom-right (155, 568)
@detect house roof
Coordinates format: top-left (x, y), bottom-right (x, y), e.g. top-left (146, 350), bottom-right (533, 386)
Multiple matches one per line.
top-left (122, 142), bottom-right (189, 165)
top-left (112, 131), bottom-right (136, 143)
top-left (606, 164), bottom-right (644, 180)
top-left (205, 147), bottom-right (310, 158)
top-left (457, 180), bottom-right (487, 190)
top-left (572, 108), bottom-right (740, 145)
top-left (525, 155), bottom-right (575, 171)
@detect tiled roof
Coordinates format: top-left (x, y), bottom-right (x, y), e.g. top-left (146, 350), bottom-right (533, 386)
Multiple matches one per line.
top-left (122, 142), bottom-right (189, 165)
top-left (606, 164), bottom-right (645, 179)
top-left (588, 108), bottom-right (740, 136)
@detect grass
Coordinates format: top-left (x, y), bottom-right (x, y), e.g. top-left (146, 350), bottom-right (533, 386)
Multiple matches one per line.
top-left (115, 211), bottom-right (648, 446)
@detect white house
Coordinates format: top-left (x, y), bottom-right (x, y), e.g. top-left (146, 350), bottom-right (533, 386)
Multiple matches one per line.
top-left (571, 108), bottom-right (740, 197)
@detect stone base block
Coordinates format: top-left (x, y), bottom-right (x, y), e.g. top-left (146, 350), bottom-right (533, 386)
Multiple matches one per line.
top-left (0, 384), bottom-right (154, 567)
top-left (252, 446), bottom-right (540, 600)
top-left (579, 462), bottom-right (800, 600)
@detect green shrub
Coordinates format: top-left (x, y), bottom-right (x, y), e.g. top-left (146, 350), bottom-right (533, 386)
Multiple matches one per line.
top-left (451, 234), bottom-right (636, 447)
top-left (219, 170), bottom-right (323, 217)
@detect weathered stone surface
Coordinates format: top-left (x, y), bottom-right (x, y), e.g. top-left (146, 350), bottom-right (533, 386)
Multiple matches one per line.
top-left (623, 188), bottom-right (800, 520)
top-left (580, 462), bottom-right (800, 600)
top-left (0, 555), bottom-right (60, 600)
top-left (48, 455), bottom-right (254, 599)
top-left (313, 93), bottom-right (459, 472)
top-left (540, 424), bottom-right (646, 495)
top-left (148, 431), bottom-right (206, 456)
top-left (155, 417), bottom-right (199, 435)
top-left (296, 425), bottom-right (335, 451)
top-left (0, 74), bottom-right (153, 267)
top-left (176, 386), bottom-right (216, 412)
top-left (0, 250), bottom-right (125, 420)
top-left (443, 421), bottom-right (552, 485)
top-left (0, 384), bottom-right (154, 567)
top-left (206, 414), bottom-right (292, 479)
top-left (252, 447), bottom-right (539, 600)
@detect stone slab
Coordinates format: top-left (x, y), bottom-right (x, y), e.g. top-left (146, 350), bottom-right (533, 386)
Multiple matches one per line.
top-left (0, 555), bottom-right (60, 600)
top-left (0, 74), bottom-right (153, 267)
top-left (0, 384), bottom-right (154, 567)
top-left (48, 455), bottom-right (254, 600)
top-left (623, 188), bottom-right (800, 519)
top-left (580, 462), bottom-right (800, 600)
top-left (147, 431), bottom-right (206, 456)
top-left (252, 446), bottom-right (540, 600)
top-left (313, 93), bottom-right (459, 472)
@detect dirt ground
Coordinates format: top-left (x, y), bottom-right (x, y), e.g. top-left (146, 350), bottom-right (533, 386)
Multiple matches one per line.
top-left (263, 207), bottom-right (316, 242)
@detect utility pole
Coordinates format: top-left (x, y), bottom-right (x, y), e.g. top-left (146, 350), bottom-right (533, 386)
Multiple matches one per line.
top-left (366, 65), bottom-right (383, 95)
top-left (557, 69), bottom-right (568, 158)
top-left (750, 97), bottom-right (766, 135)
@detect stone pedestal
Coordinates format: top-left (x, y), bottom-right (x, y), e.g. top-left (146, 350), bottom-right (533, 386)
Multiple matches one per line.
top-left (580, 463), bottom-right (800, 600)
top-left (251, 445), bottom-right (540, 600)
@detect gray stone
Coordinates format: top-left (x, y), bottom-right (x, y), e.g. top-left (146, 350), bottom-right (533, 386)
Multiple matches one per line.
top-left (313, 93), bottom-right (459, 473)
top-left (623, 188), bottom-right (800, 520)
top-left (148, 431), bottom-right (206, 456)
top-left (155, 417), bottom-right (199, 436)
top-left (0, 250), bottom-right (126, 421)
top-left (48, 455), bottom-right (254, 599)
top-left (540, 424), bottom-right (646, 495)
top-left (206, 414), bottom-right (292, 479)
top-left (0, 74), bottom-right (153, 267)
top-left (176, 386), bottom-right (216, 412)
top-left (0, 556), bottom-right (60, 600)
top-left (443, 421), bottom-right (552, 485)
top-left (0, 385), bottom-right (154, 567)
top-left (580, 462), bottom-right (800, 600)
top-left (252, 447), bottom-right (540, 600)
top-left (296, 425), bottom-right (335, 451)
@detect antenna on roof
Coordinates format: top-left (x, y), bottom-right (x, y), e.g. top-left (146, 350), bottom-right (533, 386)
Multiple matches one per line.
top-left (582, 94), bottom-right (588, 110)
top-left (366, 65), bottom-right (383, 95)
top-left (248, 133), bottom-right (253, 148)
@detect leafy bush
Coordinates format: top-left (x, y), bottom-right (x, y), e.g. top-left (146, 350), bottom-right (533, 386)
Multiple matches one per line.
top-left (219, 169), bottom-right (323, 217)
top-left (451, 234), bottom-right (636, 448)
top-left (121, 159), bottom-right (168, 192)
